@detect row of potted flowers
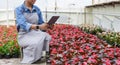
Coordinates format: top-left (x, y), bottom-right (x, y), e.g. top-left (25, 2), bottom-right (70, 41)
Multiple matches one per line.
top-left (80, 24), bottom-right (120, 47)
top-left (97, 32), bottom-right (120, 47)
top-left (80, 24), bottom-right (105, 35)
top-left (47, 24), bottom-right (120, 65)
top-left (0, 25), bottom-right (20, 59)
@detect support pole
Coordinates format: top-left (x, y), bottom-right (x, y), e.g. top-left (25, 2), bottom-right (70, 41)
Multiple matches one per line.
top-left (6, 0), bottom-right (9, 27)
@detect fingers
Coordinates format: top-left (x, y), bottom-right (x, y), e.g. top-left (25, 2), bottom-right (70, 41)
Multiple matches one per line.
top-left (48, 24), bottom-right (54, 30)
top-left (39, 23), bottom-right (49, 30)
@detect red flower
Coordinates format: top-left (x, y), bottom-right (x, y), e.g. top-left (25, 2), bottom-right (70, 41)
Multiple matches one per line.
top-left (51, 48), bottom-right (57, 54)
top-left (85, 46), bottom-right (90, 50)
top-left (65, 62), bottom-right (70, 65)
top-left (83, 62), bottom-right (87, 65)
top-left (51, 60), bottom-right (56, 65)
top-left (0, 44), bottom-right (2, 46)
top-left (88, 57), bottom-right (97, 64)
top-left (103, 58), bottom-right (111, 65)
top-left (79, 48), bottom-right (84, 53)
top-left (116, 60), bottom-right (120, 65)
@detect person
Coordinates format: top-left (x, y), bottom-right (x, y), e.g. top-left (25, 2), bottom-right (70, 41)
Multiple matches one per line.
top-left (15, 0), bottom-right (51, 64)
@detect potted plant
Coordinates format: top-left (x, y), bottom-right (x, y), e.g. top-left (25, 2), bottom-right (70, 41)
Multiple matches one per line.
top-left (0, 44), bottom-right (4, 59)
top-left (3, 48), bottom-right (12, 59)
top-left (12, 45), bottom-right (20, 58)
top-left (2, 42), bottom-right (13, 59)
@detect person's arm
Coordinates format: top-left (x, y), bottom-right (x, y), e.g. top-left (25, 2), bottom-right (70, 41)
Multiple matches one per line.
top-left (15, 8), bottom-right (33, 32)
top-left (36, 7), bottom-right (44, 24)
top-left (15, 7), bottom-right (46, 31)
top-left (15, 6), bottom-right (49, 31)
top-left (31, 24), bottom-right (48, 31)
top-left (35, 6), bottom-right (49, 30)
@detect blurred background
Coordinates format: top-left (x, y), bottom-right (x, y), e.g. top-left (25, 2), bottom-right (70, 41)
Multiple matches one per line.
top-left (0, 1), bottom-right (120, 65)
top-left (0, 0), bottom-right (120, 32)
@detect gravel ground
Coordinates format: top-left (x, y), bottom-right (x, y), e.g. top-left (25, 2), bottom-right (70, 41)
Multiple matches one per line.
top-left (0, 58), bottom-right (46, 65)
top-left (0, 51), bottom-right (47, 65)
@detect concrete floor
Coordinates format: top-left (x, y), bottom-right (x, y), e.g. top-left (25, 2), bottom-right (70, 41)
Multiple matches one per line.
top-left (0, 51), bottom-right (48, 65)
top-left (0, 58), bottom-right (46, 65)
top-left (0, 51), bottom-right (50, 65)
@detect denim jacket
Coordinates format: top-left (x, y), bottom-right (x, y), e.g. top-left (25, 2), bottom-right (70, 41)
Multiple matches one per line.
top-left (15, 3), bottom-right (44, 32)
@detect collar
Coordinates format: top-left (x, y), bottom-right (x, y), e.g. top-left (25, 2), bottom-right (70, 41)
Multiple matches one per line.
top-left (22, 2), bottom-right (36, 12)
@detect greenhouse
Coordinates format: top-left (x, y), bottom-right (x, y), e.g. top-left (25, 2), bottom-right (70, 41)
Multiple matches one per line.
top-left (0, 0), bottom-right (120, 65)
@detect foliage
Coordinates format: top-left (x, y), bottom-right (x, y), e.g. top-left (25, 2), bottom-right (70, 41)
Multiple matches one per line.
top-left (47, 24), bottom-right (120, 65)
top-left (80, 24), bottom-right (105, 35)
top-left (0, 25), bottom-right (20, 58)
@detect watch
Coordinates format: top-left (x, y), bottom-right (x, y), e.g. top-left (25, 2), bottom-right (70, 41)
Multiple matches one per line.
top-left (36, 25), bottom-right (39, 29)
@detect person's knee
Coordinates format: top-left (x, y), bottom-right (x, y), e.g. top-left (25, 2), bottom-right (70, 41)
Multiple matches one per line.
top-left (45, 33), bottom-right (52, 41)
top-left (48, 35), bottom-right (52, 41)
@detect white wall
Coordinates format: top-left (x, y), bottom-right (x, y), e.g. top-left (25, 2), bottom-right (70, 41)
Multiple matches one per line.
top-left (86, 3), bottom-right (120, 32)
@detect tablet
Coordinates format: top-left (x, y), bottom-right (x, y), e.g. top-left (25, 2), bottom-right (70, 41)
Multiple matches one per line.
top-left (47, 16), bottom-right (59, 25)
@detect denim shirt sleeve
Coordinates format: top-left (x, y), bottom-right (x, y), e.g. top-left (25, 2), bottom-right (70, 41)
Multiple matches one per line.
top-left (35, 7), bottom-right (44, 24)
top-left (15, 8), bottom-right (32, 32)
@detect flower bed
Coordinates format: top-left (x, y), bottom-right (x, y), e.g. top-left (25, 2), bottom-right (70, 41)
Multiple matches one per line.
top-left (0, 25), bottom-right (20, 59)
top-left (0, 24), bottom-right (120, 64)
top-left (48, 24), bottom-right (120, 65)
top-left (97, 32), bottom-right (120, 47)
top-left (80, 24), bottom-right (120, 47)
top-left (80, 24), bottom-right (105, 35)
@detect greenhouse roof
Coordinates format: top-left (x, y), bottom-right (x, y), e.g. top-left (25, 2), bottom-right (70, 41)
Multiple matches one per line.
top-left (86, 1), bottom-right (120, 8)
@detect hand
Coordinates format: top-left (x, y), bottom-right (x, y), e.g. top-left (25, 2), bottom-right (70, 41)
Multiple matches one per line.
top-left (39, 23), bottom-right (49, 30)
top-left (48, 24), bottom-right (54, 29)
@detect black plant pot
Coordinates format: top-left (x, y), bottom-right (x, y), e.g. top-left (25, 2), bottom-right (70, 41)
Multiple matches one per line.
top-left (12, 54), bottom-right (19, 58)
top-left (4, 55), bottom-right (11, 59)
top-left (0, 54), bottom-right (3, 59)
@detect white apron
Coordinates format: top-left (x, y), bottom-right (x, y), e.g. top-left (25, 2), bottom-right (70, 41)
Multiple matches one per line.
top-left (17, 12), bottom-right (51, 64)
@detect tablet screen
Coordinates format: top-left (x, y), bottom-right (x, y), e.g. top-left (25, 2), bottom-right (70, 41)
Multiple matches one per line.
top-left (47, 16), bottom-right (59, 25)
